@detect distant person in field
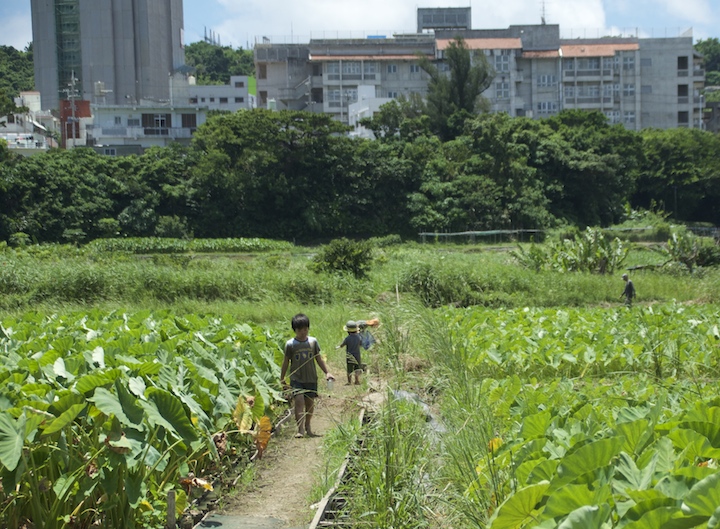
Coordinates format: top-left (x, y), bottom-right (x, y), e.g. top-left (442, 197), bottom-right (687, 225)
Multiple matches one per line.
top-left (336, 320), bottom-right (363, 385)
top-left (280, 313), bottom-right (334, 438)
top-left (621, 273), bottom-right (635, 307)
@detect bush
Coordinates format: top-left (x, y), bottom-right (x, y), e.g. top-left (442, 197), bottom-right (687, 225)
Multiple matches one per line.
top-left (311, 238), bottom-right (374, 279)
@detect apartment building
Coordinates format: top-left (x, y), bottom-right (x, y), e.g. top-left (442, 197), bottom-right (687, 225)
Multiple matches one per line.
top-left (86, 74), bottom-right (255, 154)
top-left (254, 9), bottom-right (704, 130)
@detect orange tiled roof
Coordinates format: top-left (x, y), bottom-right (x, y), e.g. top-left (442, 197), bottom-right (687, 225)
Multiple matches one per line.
top-left (560, 43), bottom-right (639, 57)
top-left (309, 54), bottom-right (430, 61)
top-left (437, 37), bottom-right (523, 50)
top-left (523, 50), bottom-right (560, 58)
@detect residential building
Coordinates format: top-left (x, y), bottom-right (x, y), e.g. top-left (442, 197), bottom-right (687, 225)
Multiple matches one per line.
top-left (254, 8), bottom-right (704, 130)
top-left (31, 0), bottom-right (185, 112)
top-left (86, 74), bottom-right (255, 154)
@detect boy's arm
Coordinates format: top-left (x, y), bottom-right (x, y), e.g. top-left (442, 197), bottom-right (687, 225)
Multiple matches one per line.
top-left (315, 354), bottom-right (334, 380)
top-left (280, 356), bottom-right (289, 385)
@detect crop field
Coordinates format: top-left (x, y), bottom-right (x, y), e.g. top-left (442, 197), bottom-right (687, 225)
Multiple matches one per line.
top-left (1, 237), bottom-right (720, 528)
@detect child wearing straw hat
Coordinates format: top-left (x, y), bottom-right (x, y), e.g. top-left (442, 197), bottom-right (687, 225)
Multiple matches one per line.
top-left (336, 320), bottom-right (363, 385)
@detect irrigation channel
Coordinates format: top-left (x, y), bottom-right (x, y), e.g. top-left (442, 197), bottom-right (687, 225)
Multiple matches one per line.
top-left (192, 391), bottom-right (442, 529)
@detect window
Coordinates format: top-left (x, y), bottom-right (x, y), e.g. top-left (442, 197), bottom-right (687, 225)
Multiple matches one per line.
top-left (495, 82), bottom-right (509, 99)
top-left (312, 64), bottom-right (322, 76)
top-left (234, 97), bottom-right (244, 103)
top-left (563, 58), bottom-right (575, 71)
top-left (678, 110), bottom-right (689, 124)
top-left (142, 113), bottom-right (171, 134)
top-left (577, 58), bottom-right (600, 70)
top-left (677, 56), bottom-right (689, 70)
top-left (587, 84), bottom-right (600, 97)
top-left (210, 97), bottom-right (215, 102)
top-left (103, 148), bottom-right (116, 156)
top-left (189, 97), bottom-right (198, 104)
top-left (363, 62), bottom-right (376, 77)
top-left (388, 91), bottom-right (398, 98)
top-left (387, 64), bottom-right (397, 73)
top-left (622, 56), bottom-right (635, 70)
top-left (410, 64), bottom-right (421, 73)
top-left (127, 118), bottom-right (140, 127)
top-left (623, 84), bottom-right (635, 96)
top-left (494, 50), bottom-right (510, 72)
top-left (259, 91), bottom-right (267, 105)
top-left (678, 84), bottom-right (689, 97)
top-left (327, 62), bottom-right (340, 80)
top-left (537, 75), bottom-right (556, 87)
top-left (219, 97), bottom-right (228, 104)
top-left (258, 64), bottom-right (267, 79)
top-left (604, 110), bottom-right (620, 124)
top-left (536, 101), bottom-right (558, 113)
top-left (564, 86), bottom-right (575, 98)
top-left (234, 81), bottom-right (245, 88)
top-left (181, 114), bottom-right (197, 128)
top-left (603, 84), bottom-right (619, 97)
top-left (623, 111), bottom-right (635, 124)
top-left (602, 57), bottom-right (616, 70)
top-left (343, 62), bottom-right (361, 81)
top-left (200, 97), bottom-right (205, 102)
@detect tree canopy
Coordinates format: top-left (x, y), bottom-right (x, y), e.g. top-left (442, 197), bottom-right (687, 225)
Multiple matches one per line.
top-left (184, 41), bottom-right (254, 84)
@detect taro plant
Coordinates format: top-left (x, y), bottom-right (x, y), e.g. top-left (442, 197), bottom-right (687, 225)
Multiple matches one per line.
top-left (512, 227), bottom-right (628, 274)
top-left (0, 311), bottom-right (286, 528)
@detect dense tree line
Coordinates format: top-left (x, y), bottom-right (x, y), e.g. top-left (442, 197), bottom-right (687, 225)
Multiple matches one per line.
top-left (2, 107), bottom-right (720, 244)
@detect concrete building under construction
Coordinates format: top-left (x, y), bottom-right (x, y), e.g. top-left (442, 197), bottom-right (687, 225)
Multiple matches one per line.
top-left (31, 0), bottom-right (186, 111)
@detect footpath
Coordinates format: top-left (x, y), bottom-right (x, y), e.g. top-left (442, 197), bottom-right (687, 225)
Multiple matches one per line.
top-left (195, 382), bottom-right (361, 529)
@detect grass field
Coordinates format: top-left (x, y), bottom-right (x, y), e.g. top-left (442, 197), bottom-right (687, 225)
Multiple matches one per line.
top-left (1, 238), bottom-right (719, 528)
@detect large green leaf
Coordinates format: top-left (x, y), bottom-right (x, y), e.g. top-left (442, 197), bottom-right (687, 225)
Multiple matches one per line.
top-left (557, 504), bottom-right (611, 529)
top-left (488, 481), bottom-right (550, 529)
top-left (522, 411), bottom-right (552, 440)
top-left (682, 472), bottom-right (720, 517)
top-left (615, 419), bottom-right (652, 455)
top-left (89, 387), bottom-right (139, 428)
top-left (115, 379), bottom-right (145, 428)
top-left (542, 483), bottom-right (610, 520)
top-left (42, 403), bottom-right (86, 435)
top-left (555, 437), bottom-right (624, 484)
top-left (0, 412), bottom-right (25, 471)
top-left (144, 388), bottom-right (198, 443)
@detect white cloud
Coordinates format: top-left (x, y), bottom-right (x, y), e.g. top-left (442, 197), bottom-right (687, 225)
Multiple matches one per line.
top-left (210, 0), bottom-right (609, 45)
top-left (662, 0), bottom-right (713, 23)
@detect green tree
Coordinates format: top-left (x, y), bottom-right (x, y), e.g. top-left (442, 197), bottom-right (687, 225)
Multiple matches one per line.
top-left (184, 41), bottom-right (254, 84)
top-left (0, 44), bottom-right (34, 97)
top-left (695, 38), bottom-right (720, 75)
top-left (358, 93), bottom-right (430, 141)
top-left (418, 36), bottom-right (493, 141)
top-left (634, 127), bottom-right (720, 223)
top-left (190, 109), bottom-right (352, 240)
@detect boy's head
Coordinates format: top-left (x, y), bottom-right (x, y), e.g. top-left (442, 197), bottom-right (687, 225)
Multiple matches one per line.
top-left (622, 273), bottom-right (628, 281)
top-left (344, 320), bottom-right (358, 333)
top-left (291, 313), bottom-right (310, 331)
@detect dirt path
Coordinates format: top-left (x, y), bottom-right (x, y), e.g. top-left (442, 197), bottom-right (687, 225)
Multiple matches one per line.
top-left (217, 381), bottom-right (363, 528)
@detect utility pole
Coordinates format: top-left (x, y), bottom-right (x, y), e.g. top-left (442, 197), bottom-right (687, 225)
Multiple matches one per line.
top-left (61, 70), bottom-right (80, 149)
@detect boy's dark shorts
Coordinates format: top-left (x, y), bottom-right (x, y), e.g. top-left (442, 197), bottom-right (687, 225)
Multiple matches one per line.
top-left (346, 357), bottom-right (361, 375)
top-left (290, 380), bottom-right (318, 398)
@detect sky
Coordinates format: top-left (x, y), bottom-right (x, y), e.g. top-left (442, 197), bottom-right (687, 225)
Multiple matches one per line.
top-left (1, 0), bottom-right (718, 52)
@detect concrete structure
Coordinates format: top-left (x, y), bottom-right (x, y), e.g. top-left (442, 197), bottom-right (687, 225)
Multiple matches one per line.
top-left (0, 91), bottom-right (60, 155)
top-left (86, 74), bottom-right (255, 154)
top-left (255, 35), bottom-right (435, 124)
top-left (254, 8), bottom-right (705, 130)
top-left (31, 0), bottom-right (185, 111)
